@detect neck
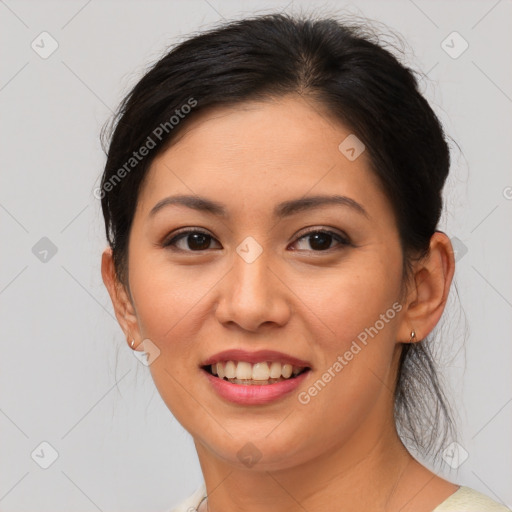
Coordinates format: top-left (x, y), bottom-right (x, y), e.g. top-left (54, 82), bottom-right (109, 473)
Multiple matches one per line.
top-left (193, 417), bottom-right (425, 512)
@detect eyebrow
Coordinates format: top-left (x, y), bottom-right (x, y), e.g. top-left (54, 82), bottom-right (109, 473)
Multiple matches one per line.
top-left (149, 194), bottom-right (369, 219)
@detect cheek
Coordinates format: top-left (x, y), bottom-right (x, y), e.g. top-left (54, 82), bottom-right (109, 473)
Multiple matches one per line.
top-left (294, 256), bottom-right (402, 351)
top-left (127, 255), bottom-right (213, 425)
top-left (293, 275), bottom-right (402, 444)
top-left (128, 247), bottom-right (216, 344)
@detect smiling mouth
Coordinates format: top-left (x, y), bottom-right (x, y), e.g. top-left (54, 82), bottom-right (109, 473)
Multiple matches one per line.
top-left (202, 361), bottom-right (311, 385)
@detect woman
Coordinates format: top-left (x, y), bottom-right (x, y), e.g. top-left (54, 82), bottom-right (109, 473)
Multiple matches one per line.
top-left (99, 12), bottom-right (510, 512)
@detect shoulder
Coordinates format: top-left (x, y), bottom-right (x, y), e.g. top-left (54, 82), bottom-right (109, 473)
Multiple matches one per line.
top-left (432, 486), bottom-right (511, 512)
top-left (167, 484), bottom-right (511, 512)
top-left (167, 482), bottom-right (207, 512)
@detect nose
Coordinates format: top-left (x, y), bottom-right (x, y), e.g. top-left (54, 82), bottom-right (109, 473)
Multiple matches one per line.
top-left (214, 249), bottom-right (292, 332)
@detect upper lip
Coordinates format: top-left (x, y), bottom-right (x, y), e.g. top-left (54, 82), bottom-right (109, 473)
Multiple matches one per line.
top-left (201, 349), bottom-right (312, 369)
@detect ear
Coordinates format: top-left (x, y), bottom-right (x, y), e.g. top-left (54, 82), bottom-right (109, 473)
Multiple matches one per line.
top-left (101, 247), bottom-right (143, 350)
top-left (396, 231), bottom-right (455, 343)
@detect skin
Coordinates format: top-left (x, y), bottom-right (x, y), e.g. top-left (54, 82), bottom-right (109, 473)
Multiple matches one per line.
top-left (102, 94), bottom-right (457, 512)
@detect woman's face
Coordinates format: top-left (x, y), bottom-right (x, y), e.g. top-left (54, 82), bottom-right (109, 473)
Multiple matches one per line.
top-left (121, 95), bottom-right (412, 470)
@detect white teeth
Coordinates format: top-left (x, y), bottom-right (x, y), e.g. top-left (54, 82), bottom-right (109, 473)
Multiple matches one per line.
top-left (209, 360), bottom-right (306, 382)
top-left (252, 362), bottom-right (270, 380)
top-left (281, 364), bottom-right (293, 379)
top-left (269, 361), bottom-right (282, 379)
top-left (236, 361), bottom-right (253, 380)
top-left (224, 360), bottom-right (237, 379)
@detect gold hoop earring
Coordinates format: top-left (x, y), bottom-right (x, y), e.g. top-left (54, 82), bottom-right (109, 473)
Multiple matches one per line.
top-left (409, 330), bottom-right (416, 343)
top-left (130, 339), bottom-right (135, 348)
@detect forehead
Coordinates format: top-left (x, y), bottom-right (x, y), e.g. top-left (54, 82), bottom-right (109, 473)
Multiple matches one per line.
top-left (136, 95), bottom-right (388, 220)
top-left (160, 95), bottom-right (359, 167)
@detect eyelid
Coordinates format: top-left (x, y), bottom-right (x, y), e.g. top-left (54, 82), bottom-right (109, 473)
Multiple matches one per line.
top-left (290, 227), bottom-right (351, 251)
top-left (293, 226), bottom-right (350, 243)
top-left (170, 227), bottom-right (210, 238)
top-left (161, 227), bottom-right (218, 249)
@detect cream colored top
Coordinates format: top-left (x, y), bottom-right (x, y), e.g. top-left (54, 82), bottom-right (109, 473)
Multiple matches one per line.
top-left (169, 483), bottom-right (511, 512)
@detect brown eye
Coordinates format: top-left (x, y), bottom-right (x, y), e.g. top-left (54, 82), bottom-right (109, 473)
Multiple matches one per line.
top-left (163, 230), bottom-right (221, 251)
top-left (291, 230), bottom-right (350, 252)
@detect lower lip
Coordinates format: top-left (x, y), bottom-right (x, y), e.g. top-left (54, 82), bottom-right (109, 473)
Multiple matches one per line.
top-left (202, 368), bottom-right (311, 405)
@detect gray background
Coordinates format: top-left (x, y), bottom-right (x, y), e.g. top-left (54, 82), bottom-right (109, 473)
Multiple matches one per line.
top-left (1, 0), bottom-right (511, 510)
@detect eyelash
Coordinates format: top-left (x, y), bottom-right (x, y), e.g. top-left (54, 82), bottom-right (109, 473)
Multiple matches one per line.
top-left (161, 227), bottom-right (352, 253)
